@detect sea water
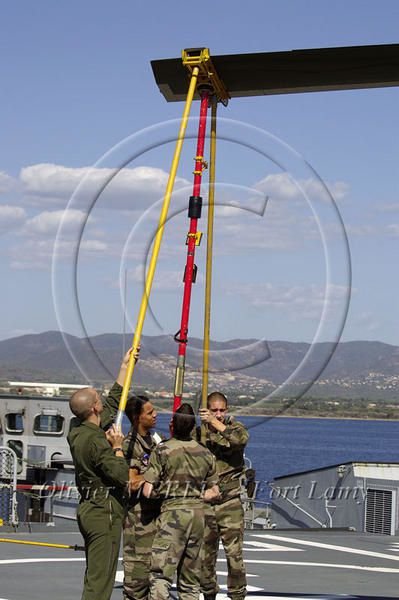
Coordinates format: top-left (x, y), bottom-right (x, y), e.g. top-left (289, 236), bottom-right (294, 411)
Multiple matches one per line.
top-left (123, 413), bottom-right (399, 501)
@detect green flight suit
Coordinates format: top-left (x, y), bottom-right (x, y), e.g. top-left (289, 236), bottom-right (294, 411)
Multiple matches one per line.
top-left (68, 383), bottom-right (128, 600)
top-left (122, 430), bottom-right (161, 600)
top-left (144, 437), bottom-right (218, 600)
top-left (200, 418), bottom-right (249, 600)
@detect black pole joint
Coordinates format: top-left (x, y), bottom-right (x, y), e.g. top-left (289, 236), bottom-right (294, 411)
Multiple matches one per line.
top-left (188, 196), bottom-right (202, 219)
top-left (183, 264), bottom-right (198, 283)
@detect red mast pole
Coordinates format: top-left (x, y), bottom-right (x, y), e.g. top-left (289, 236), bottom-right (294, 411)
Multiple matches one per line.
top-left (173, 89), bottom-right (210, 411)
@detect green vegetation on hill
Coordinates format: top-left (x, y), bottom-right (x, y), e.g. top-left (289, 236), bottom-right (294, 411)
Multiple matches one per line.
top-left (226, 394), bottom-right (399, 419)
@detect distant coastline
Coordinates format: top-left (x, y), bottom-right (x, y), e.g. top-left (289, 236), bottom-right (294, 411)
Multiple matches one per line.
top-left (230, 412), bottom-right (399, 422)
top-left (154, 407), bottom-right (399, 422)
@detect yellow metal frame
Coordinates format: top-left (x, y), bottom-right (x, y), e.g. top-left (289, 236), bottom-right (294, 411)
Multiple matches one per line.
top-left (182, 48), bottom-right (229, 105)
top-left (115, 66), bottom-right (200, 427)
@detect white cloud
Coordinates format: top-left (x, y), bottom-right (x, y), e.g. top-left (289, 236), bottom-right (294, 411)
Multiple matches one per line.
top-left (125, 264), bottom-right (203, 293)
top-left (80, 239), bottom-right (108, 252)
top-left (225, 282), bottom-right (350, 320)
top-left (3, 165), bottom-right (351, 273)
top-left (178, 174), bottom-right (349, 255)
top-left (212, 200), bottom-right (318, 253)
top-left (3, 203), bottom-right (107, 270)
top-left (254, 173), bottom-right (349, 204)
top-left (10, 235), bottom-right (108, 270)
top-left (354, 311), bottom-right (380, 333)
top-left (149, 269), bottom-right (184, 292)
top-left (377, 203), bottom-right (399, 213)
top-left (20, 164), bottom-right (85, 197)
top-left (24, 209), bottom-right (91, 235)
top-left (20, 163), bottom-right (190, 209)
top-left (345, 224), bottom-right (379, 236)
top-left (0, 205), bottom-right (27, 233)
top-left (255, 173), bottom-right (300, 201)
top-left (328, 181), bottom-right (349, 202)
top-left (10, 239), bottom-right (56, 270)
top-left (0, 171), bottom-right (18, 193)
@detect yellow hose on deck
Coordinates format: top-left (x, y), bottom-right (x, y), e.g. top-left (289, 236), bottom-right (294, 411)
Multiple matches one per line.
top-left (0, 538), bottom-right (84, 551)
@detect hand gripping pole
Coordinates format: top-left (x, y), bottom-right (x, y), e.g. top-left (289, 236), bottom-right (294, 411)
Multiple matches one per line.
top-left (115, 66), bottom-right (200, 428)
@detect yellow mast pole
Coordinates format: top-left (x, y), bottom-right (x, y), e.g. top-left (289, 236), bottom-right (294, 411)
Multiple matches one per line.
top-left (201, 97), bottom-right (217, 410)
top-left (115, 66), bottom-right (200, 428)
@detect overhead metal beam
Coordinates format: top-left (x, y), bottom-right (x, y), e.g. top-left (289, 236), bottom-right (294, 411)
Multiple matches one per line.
top-left (151, 43), bottom-right (399, 102)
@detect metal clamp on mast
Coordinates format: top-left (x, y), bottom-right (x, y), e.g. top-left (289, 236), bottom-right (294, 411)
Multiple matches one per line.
top-left (182, 48), bottom-right (230, 105)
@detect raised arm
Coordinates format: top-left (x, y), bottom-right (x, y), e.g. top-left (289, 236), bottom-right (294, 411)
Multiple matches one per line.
top-left (101, 348), bottom-right (139, 429)
top-left (199, 410), bottom-right (249, 448)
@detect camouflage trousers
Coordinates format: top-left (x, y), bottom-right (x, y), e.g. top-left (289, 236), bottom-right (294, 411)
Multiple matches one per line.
top-left (149, 505), bottom-right (204, 600)
top-left (123, 507), bottom-right (158, 600)
top-left (200, 496), bottom-right (247, 600)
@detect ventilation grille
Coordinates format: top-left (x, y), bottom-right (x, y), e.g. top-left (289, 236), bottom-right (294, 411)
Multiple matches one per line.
top-left (365, 488), bottom-right (393, 535)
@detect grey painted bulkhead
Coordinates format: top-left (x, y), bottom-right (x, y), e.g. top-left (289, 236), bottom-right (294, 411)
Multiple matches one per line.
top-left (0, 394), bottom-right (73, 481)
top-left (271, 462), bottom-right (399, 534)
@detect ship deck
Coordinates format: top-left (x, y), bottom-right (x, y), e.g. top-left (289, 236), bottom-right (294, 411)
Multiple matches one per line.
top-left (0, 524), bottom-right (398, 599)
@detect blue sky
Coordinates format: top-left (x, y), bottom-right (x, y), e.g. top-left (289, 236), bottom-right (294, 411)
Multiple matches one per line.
top-left (1, 1), bottom-right (398, 347)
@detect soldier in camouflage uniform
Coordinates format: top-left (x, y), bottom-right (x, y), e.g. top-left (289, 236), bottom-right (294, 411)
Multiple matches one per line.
top-left (199, 392), bottom-right (249, 600)
top-left (143, 403), bottom-right (220, 600)
top-left (122, 395), bottom-right (161, 600)
top-left (68, 350), bottom-right (136, 600)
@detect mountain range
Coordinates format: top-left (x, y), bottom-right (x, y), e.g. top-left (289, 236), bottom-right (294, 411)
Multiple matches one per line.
top-left (0, 331), bottom-right (398, 400)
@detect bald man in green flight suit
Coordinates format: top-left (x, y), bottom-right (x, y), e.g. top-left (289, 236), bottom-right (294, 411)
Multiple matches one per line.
top-left (68, 348), bottom-right (138, 600)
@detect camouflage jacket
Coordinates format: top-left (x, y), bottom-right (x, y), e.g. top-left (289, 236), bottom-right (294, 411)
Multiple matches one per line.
top-left (123, 429), bottom-right (161, 513)
top-left (203, 417), bottom-right (249, 501)
top-left (67, 383), bottom-right (128, 512)
top-left (144, 437), bottom-right (218, 510)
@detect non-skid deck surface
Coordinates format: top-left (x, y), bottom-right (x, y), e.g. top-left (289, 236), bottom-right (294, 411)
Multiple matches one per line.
top-left (1, 527), bottom-right (398, 599)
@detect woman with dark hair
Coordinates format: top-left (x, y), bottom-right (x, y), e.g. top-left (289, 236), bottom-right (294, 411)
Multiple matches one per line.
top-left (143, 403), bottom-right (220, 600)
top-left (122, 394), bottom-right (162, 600)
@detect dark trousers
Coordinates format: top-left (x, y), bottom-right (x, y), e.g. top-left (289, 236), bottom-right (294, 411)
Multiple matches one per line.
top-left (77, 500), bottom-right (122, 600)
